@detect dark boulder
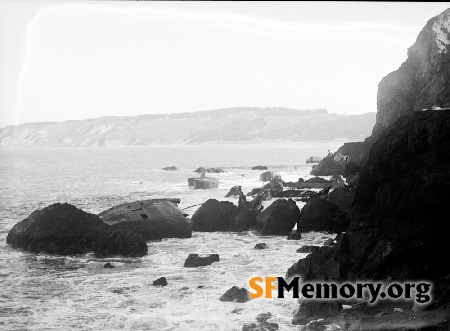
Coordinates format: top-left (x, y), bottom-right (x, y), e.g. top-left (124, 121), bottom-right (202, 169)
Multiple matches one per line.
top-left (99, 199), bottom-right (192, 241)
top-left (296, 245), bottom-right (320, 254)
top-left (6, 203), bottom-right (147, 257)
top-left (310, 156), bottom-right (346, 176)
top-left (184, 254), bottom-right (219, 268)
top-left (287, 232), bottom-right (302, 240)
top-left (292, 300), bottom-right (343, 325)
top-left (162, 166), bottom-right (177, 171)
top-left (153, 277), bottom-right (168, 286)
top-left (254, 243), bottom-right (268, 249)
top-left (103, 263), bottom-right (114, 268)
top-left (254, 199), bottom-right (300, 235)
top-left (191, 199), bottom-right (260, 232)
top-left (327, 189), bottom-right (355, 212)
top-left (190, 199), bottom-right (238, 232)
top-left (297, 197), bottom-right (350, 233)
top-left (252, 165), bottom-right (268, 170)
top-left (219, 286), bottom-right (251, 303)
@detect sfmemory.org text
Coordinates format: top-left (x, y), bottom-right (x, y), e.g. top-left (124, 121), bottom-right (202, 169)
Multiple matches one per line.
top-left (249, 277), bottom-right (432, 304)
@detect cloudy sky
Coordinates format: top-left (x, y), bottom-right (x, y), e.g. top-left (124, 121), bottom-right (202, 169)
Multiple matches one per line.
top-left (0, 1), bottom-right (448, 128)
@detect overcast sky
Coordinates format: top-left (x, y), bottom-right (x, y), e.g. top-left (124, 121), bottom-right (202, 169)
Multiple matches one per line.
top-left (0, 1), bottom-right (449, 128)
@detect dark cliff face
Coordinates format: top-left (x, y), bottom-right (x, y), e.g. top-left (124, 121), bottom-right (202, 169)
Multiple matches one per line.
top-left (287, 9), bottom-right (450, 289)
top-left (287, 109), bottom-right (450, 283)
top-left (364, 9), bottom-right (450, 160)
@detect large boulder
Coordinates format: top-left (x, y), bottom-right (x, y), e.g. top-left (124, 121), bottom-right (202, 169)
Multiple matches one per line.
top-left (297, 197), bottom-right (350, 233)
top-left (254, 199), bottom-right (300, 235)
top-left (6, 203), bottom-right (147, 257)
top-left (190, 199), bottom-right (259, 232)
top-left (310, 155), bottom-right (346, 176)
top-left (191, 199), bottom-right (239, 231)
top-left (327, 189), bottom-right (355, 212)
top-left (99, 199), bottom-right (192, 241)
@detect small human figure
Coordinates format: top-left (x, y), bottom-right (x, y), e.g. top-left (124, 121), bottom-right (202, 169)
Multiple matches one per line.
top-left (328, 149), bottom-right (332, 156)
top-left (238, 186), bottom-right (247, 208)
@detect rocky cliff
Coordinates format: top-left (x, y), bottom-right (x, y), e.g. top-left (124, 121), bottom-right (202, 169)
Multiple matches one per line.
top-left (363, 9), bottom-right (450, 160)
top-left (288, 9), bottom-right (450, 312)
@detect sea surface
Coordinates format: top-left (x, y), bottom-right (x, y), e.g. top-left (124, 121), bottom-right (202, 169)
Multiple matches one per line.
top-left (0, 142), bottom-right (345, 331)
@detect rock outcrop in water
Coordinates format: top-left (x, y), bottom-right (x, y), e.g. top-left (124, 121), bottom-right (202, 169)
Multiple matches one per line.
top-left (184, 254), bottom-right (220, 268)
top-left (191, 199), bottom-right (260, 232)
top-left (6, 203), bottom-right (148, 257)
top-left (98, 199), bottom-right (192, 241)
top-left (254, 199), bottom-right (300, 235)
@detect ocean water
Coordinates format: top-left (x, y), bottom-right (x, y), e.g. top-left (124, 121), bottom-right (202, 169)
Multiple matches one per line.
top-left (0, 142), bottom-right (345, 331)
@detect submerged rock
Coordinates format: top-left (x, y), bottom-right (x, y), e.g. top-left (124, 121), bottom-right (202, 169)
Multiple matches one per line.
top-left (184, 254), bottom-right (219, 268)
top-left (152, 277), bottom-right (168, 286)
top-left (6, 203), bottom-right (147, 257)
top-left (99, 199), bottom-right (192, 241)
top-left (219, 286), bottom-right (251, 303)
top-left (162, 166), bottom-right (177, 171)
top-left (254, 243), bottom-right (268, 249)
top-left (103, 263), bottom-right (115, 268)
top-left (252, 165), bottom-right (268, 170)
top-left (255, 199), bottom-right (300, 235)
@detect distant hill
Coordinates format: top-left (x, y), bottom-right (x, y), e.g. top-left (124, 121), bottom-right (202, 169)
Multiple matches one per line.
top-left (0, 107), bottom-right (376, 147)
